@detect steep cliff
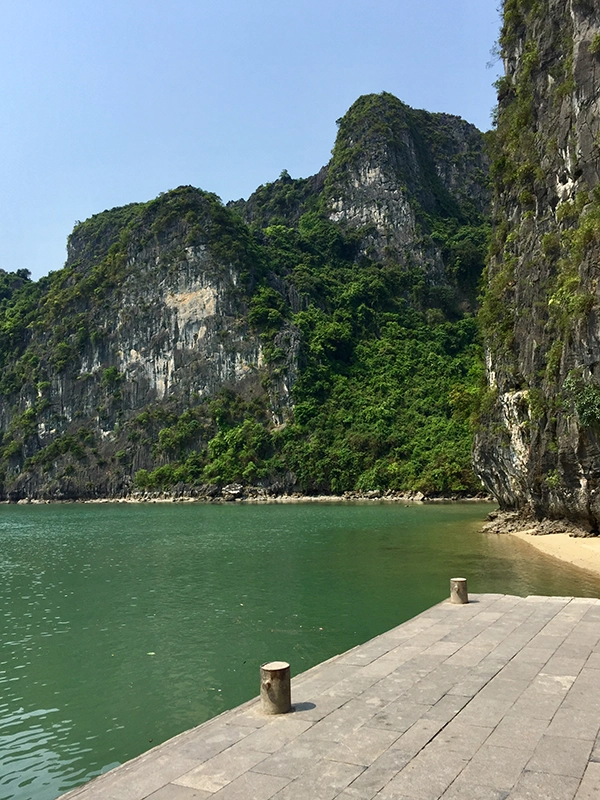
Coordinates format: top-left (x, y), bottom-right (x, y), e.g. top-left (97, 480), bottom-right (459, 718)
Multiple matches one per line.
top-left (0, 93), bottom-right (490, 500)
top-left (475, 0), bottom-right (600, 527)
top-left (0, 189), bottom-right (285, 498)
top-left (325, 94), bottom-right (489, 288)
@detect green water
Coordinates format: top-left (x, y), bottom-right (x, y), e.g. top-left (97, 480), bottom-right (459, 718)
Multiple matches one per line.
top-left (1, 501), bottom-right (600, 799)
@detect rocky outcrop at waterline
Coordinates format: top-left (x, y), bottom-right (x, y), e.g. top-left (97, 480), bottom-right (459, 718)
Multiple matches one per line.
top-left (481, 509), bottom-right (594, 538)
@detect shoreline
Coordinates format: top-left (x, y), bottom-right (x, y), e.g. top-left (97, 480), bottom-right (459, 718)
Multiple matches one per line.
top-left (3, 490), bottom-right (493, 506)
top-left (482, 510), bottom-right (600, 580)
top-left (507, 528), bottom-right (600, 579)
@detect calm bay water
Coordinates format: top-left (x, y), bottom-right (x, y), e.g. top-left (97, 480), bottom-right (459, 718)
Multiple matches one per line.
top-left (1, 501), bottom-right (600, 799)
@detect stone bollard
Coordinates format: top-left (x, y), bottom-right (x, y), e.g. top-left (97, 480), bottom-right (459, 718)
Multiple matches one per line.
top-left (260, 661), bottom-right (292, 714)
top-left (450, 577), bottom-right (469, 604)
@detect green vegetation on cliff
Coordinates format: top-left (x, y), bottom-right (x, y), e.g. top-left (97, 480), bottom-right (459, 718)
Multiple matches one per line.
top-left (135, 238), bottom-right (485, 494)
top-left (474, 0), bottom-right (600, 525)
top-left (0, 92), bottom-right (490, 499)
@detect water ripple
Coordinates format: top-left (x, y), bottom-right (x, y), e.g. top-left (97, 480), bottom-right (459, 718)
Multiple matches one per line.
top-left (0, 501), bottom-right (599, 800)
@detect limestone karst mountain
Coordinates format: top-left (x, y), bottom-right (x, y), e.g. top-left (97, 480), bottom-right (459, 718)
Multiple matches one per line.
top-left (0, 92), bottom-right (489, 500)
top-left (475, 0), bottom-right (600, 529)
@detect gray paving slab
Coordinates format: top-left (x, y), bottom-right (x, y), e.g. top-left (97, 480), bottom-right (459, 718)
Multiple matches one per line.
top-left (268, 760), bottom-right (364, 800)
top-left (589, 736), bottom-right (600, 763)
top-left (423, 692), bottom-right (470, 722)
top-left (163, 724), bottom-right (258, 763)
top-left (234, 717), bottom-right (313, 753)
top-left (289, 693), bottom-right (355, 720)
top-left (59, 595), bottom-right (600, 800)
top-left (511, 645), bottom-right (555, 665)
top-left (540, 655), bottom-right (586, 677)
top-left (546, 704), bottom-right (600, 740)
top-left (457, 743), bottom-right (532, 792)
top-left (388, 717), bottom-right (448, 757)
top-left (494, 657), bottom-right (543, 681)
top-left (377, 748), bottom-right (470, 800)
top-left (323, 727), bottom-right (400, 766)
top-left (507, 770), bottom-right (580, 800)
top-left (297, 698), bottom-right (378, 743)
top-left (334, 764), bottom-right (399, 799)
top-left (82, 752), bottom-right (204, 800)
top-left (452, 694), bottom-right (516, 728)
top-left (173, 745), bottom-right (269, 793)
top-left (575, 762), bottom-right (600, 799)
top-left (584, 651), bottom-right (600, 669)
top-left (356, 674), bottom-right (419, 707)
top-left (476, 675), bottom-right (530, 703)
top-left (207, 771), bottom-right (290, 800)
top-left (146, 786), bottom-right (211, 800)
top-left (526, 734), bottom-right (594, 779)
top-left (432, 719), bottom-right (492, 751)
top-left (251, 738), bottom-right (338, 779)
top-left (486, 712), bottom-right (549, 750)
top-left (367, 699), bottom-right (432, 733)
top-left (440, 780), bottom-right (509, 800)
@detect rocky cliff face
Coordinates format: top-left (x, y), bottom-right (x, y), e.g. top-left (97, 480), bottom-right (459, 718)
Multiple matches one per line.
top-left (0, 93), bottom-right (490, 500)
top-left (325, 94), bottom-right (489, 282)
top-left (0, 189), bottom-right (292, 498)
top-left (475, 0), bottom-right (600, 528)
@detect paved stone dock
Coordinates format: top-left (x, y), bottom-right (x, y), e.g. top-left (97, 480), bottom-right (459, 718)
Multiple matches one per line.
top-left (61, 594), bottom-right (600, 800)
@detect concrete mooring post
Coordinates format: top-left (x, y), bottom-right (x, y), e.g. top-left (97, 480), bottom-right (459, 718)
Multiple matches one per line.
top-left (260, 661), bottom-right (291, 714)
top-left (450, 577), bottom-right (469, 604)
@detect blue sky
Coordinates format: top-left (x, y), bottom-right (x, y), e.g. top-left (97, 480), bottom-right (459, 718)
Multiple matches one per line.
top-left (0, 0), bottom-right (501, 280)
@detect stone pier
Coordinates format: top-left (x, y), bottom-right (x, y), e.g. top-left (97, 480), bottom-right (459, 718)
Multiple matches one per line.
top-left (60, 594), bottom-right (600, 800)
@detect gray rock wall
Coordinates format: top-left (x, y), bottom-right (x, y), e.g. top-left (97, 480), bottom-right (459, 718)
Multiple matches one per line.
top-left (475, 0), bottom-right (600, 528)
top-left (324, 94), bottom-right (489, 279)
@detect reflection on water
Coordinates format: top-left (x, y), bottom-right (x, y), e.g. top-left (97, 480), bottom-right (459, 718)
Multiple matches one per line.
top-left (0, 501), bottom-right (599, 799)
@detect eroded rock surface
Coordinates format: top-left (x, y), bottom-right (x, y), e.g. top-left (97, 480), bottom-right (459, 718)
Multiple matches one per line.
top-left (0, 93), bottom-right (490, 500)
top-left (475, 0), bottom-right (600, 529)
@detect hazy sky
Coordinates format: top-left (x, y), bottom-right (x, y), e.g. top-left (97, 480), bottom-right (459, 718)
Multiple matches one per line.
top-left (0, 0), bottom-right (501, 280)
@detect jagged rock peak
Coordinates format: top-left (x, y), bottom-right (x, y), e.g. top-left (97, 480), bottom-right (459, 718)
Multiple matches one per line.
top-left (324, 92), bottom-right (490, 267)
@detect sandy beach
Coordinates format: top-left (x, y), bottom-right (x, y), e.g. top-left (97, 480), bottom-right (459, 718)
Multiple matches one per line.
top-left (509, 528), bottom-right (600, 579)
